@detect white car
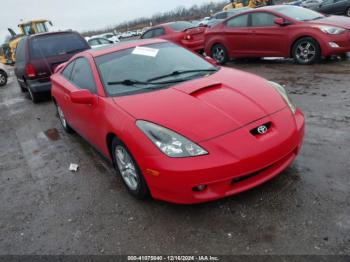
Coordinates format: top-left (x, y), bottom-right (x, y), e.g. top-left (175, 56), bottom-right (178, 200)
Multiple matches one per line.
top-left (87, 37), bottom-right (115, 49)
top-left (100, 33), bottom-right (120, 43)
top-left (0, 63), bottom-right (9, 87)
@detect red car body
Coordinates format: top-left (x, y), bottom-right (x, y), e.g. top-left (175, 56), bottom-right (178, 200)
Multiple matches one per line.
top-left (140, 21), bottom-right (206, 52)
top-left (205, 5), bottom-right (350, 62)
top-left (51, 39), bottom-right (305, 204)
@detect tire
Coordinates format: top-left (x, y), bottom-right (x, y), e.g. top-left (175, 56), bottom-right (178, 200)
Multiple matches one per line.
top-left (211, 44), bottom-right (229, 65)
top-left (17, 79), bottom-right (26, 93)
top-left (292, 37), bottom-right (321, 65)
top-left (346, 7), bottom-right (350, 17)
top-left (55, 103), bottom-right (74, 133)
top-left (0, 70), bottom-right (7, 87)
top-left (111, 137), bottom-right (150, 200)
top-left (27, 86), bottom-right (39, 103)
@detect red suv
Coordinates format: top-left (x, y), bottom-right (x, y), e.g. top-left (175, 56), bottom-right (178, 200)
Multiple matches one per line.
top-left (140, 21), bottom-right (206, 53)
top-left (14, 31), bottom-right (90, 103)
top-left (205, 5), bottom-right (350, 65)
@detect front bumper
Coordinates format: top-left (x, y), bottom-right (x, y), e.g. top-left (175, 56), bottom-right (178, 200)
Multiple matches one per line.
top-left (320, 31), bottom-right (350, 56)
top-left (140, 108), bottom-right (305, 204)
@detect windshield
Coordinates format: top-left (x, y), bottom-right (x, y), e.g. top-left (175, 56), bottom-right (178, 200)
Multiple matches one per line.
top-left (95, 42), bottom-right (218, 97)
top-left (169, 22), bottom-right (195, 31)
top-left (29, 33), bottom-right (89, 59)
top-left (275, 6), bottom-right (325, 21)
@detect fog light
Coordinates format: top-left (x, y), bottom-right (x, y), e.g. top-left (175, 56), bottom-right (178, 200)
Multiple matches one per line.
top-left (329, 42), bottom-right (339, 48)
top-left (192, 185), bottom-right (208, 192)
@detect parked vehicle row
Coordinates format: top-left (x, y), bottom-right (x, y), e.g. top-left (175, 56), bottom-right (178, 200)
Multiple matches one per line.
top-left (141, 5), bottom-right (350, 65)
top-left (287, 0), bottom-right (350, 16)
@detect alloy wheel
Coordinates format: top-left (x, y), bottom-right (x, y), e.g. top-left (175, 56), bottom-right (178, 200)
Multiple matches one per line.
top-left (115, 146), bottom-right (139, 191)
top-left (213, 46), bottom-right (226, 64)
top-left (0, 73), bottom-right (6, 86)
top-left (57, 105), bottom-right (67, 128)
top-left (295, 41), bottom-right (316, 64)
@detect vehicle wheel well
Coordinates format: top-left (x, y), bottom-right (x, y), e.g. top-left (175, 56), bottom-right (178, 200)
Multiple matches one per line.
top-left (0, 69), bottom-right (7, 77)
top-left (106, 132), bottom-right (119, 161)
top-left (290, 36), bottom-right (321, 58)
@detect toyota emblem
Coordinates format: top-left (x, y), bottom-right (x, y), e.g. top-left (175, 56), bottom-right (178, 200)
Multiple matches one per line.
top-left (257, 125), bottom-right (268, 134)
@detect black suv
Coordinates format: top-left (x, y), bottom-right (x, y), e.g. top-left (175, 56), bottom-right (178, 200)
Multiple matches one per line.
top-left (14, 31), bottom-right (90, 103)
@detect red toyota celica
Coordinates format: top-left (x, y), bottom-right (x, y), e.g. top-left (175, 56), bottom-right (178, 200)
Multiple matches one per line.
top-left (51, 39), bottom-right (305, 204)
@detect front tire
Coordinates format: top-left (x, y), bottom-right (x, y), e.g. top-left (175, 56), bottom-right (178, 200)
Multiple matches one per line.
top-left (0, 70), bottom-right (7, 87)
top-left (292, 37), bottom-right (320, 65)
top-left (211, 44), bottom-right (229, 65)
top-left (56, 103), bottom-right (74, 133)
top-left (111, 138), bottom-right (150, 200)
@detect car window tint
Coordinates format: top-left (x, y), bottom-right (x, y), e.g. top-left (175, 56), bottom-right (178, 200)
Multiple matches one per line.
top-left (153, 28), bottom-right (165, 37)
top-left (70, 58), bottom-right (97, 93)
top-left (227, 14), bottom-right (249, 27)
top-left (99, 38), bottom-right (112, 44)
top-left (251, 12), bottom-right (278, 27)
top-left (89, 39), bottom-right (100, 46)
top-left (62, 61), bottom-right (75, 80)
top-left (168, 21), bottom-right (194, 31)
top-left (216, 12), bottom-right (227, 19)
top-left (15, 38), bottom-right (26, 62)
top-left (141, 30), bottom-right (154, 39)
top-left (29, 33), bottom-right (89, 59)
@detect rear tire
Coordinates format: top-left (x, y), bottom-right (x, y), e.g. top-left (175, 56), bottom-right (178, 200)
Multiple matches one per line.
top-left (55, 103), bottom-right (74, 133)
top-left (18, 79), bottom-right (26, 93)
top-left (292, 37), bottom-right (320, 65)
top-left (111, 137), bottom-right (150, 200)
top-left (211, 44), bottom-right (229, 65)
top-left (0, 70), bottom-right (7, 87)
top-left (27, 86), bottom-right (39, 103)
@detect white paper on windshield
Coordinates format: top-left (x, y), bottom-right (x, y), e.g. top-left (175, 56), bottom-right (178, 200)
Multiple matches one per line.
top-left (132, 46), bottom-right (159, 57)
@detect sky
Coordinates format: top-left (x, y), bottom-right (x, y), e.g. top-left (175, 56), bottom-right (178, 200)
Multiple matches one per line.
top-left (1, 0), bottom-right (222, 42)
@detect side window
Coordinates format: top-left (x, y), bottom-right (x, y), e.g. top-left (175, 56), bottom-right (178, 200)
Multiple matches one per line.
top-left (227, 14), bottom-right (249, 28)
top-left (88, 39), bottom-right (100, 46)
top-left (99, 38), bottom-right (112, 44)
top-left (70, 58), bottom-right (97, 93)
top-left (216, 12), bottom-right (227, 19)
top-left (153, 28), bottom-right (165, 37)
top-left (251, 13), bottom-right (278, 27)
top-left (141, 30), bottom-right (154, 39)
top-left (15, 39), bottom-right (25, 62)
top-left (62, 61), bottom-right (75, 80)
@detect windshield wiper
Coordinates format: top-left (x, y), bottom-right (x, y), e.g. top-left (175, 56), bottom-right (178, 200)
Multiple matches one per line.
top-left (107, 78), bottom-right (192, 87)
top-left (147, 69), bottom-right (218, 82)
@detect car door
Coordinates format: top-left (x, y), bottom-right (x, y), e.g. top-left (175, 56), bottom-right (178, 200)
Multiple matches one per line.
top-left (224, 14), bottom-right (251, 57)
top-left (68, 57), bottom-right (100, 143)
top-left (249, 12), bottom-right (289, 56)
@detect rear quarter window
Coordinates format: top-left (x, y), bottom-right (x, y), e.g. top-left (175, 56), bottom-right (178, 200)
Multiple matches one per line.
top-left (169, 22), bottom-right (194, 31)
top-left (29, 33), bottom-right (89, 59)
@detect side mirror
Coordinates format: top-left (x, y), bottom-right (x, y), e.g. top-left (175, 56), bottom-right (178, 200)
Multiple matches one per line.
top-left (70, 89), bottom-right (97, 105)
top-left (205, 56), bottom-right (218, 66)
top-left (274, 18), bottom-right (289, 26)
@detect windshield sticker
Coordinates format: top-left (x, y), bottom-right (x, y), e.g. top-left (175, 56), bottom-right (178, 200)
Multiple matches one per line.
top-left (132, 46), bottom-right (159, 57)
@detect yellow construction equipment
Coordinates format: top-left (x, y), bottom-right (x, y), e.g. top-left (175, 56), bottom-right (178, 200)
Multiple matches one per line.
top-left (3, 19), bottom-right (53, 64)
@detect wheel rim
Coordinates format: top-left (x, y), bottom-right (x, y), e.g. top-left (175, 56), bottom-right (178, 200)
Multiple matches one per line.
top-left (57, 105), bottom-right (67, 128)
top-left (295, 41), bottom-right (316, 63)
top-left (0, 73), bottom-right (5, 85)
top-left (213, 46), bottom-right (225, 63)
top-left (347, 8), bottom-right (350, 16)
top-left (115, 146), bottom-right (139, 191)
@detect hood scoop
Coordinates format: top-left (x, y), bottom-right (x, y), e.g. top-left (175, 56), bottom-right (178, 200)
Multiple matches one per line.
top-left (173, 78), bottom-right (222, 95)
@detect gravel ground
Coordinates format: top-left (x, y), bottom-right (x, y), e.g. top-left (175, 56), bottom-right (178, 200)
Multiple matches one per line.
top-left (0, 56), bottom-right (349, 255)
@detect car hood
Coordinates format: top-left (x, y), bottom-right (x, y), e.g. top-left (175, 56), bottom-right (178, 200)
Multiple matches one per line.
top-left (309, 15), bottom-right (350, 29)
top-left (113, 68), bottom-right (287, 142)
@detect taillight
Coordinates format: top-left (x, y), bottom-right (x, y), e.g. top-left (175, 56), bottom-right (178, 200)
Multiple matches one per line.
top-left (184, 34), bottom-right (192, 40)
top-left (26, 64), bottom-right (36, 78)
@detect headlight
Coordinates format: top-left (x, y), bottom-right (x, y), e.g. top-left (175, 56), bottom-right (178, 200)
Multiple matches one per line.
top-left (318, 26), bottom-right (345, 35)
top-left (269, 81), bottom-right (296, 114)
top-left (136, 120), bottom-right (208, 158)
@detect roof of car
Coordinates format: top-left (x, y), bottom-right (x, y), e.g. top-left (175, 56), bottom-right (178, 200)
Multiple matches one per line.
top-left (82, 38), bottom-right (167, 57)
